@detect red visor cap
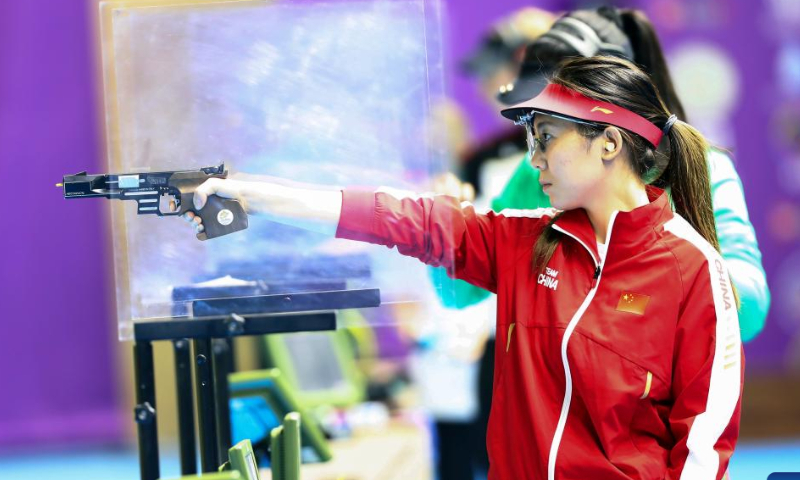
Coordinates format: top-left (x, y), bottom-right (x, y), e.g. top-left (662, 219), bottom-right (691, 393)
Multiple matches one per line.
top-left (500, 83), bottom-right (663, 147)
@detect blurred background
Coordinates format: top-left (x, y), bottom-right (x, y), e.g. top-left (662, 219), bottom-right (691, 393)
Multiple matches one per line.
top-left (1, 0), bottom-right (799, 479)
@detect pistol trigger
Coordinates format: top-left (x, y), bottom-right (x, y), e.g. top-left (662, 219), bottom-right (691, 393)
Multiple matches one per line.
top-left (159, 192), bottom-right (182, 215)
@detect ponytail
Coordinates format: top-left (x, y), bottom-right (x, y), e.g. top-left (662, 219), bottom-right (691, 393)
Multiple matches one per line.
top-left (617, 9), bottom-right (687, 121)
top-left (662, 120), bottom-right (739, 305)
top-left (662, 121), bottom-right (718, 250)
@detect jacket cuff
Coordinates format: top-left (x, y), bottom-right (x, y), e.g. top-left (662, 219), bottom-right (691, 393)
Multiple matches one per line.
top-left (335, 188), bottom-right (377, 241)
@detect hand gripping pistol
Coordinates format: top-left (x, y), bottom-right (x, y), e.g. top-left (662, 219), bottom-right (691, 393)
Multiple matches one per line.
top-left (59, 163), bottom-right (248, 240)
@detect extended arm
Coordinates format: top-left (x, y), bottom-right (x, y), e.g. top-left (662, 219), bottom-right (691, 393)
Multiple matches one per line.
top-left (188, 178), bottom-right (508, 291)
top-left (189, 177), bottom-right (342, 235)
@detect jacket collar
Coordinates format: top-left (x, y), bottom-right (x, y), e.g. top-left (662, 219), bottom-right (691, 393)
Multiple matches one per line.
top-left (552, 186), bottom-right (673, 264)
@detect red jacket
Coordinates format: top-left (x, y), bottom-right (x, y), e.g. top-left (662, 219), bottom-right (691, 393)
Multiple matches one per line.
top-left (336, 186), bottom-right (743, 480)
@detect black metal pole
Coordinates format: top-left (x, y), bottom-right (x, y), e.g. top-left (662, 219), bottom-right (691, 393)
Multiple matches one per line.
top-left (213, 338), bottom-right (233, 463)
top-left (133, 341), bottom-right (160, 480)
top-left (173, 338), bottom-right (197, 475)
top-left (193, 338), bottom-right (219, 472)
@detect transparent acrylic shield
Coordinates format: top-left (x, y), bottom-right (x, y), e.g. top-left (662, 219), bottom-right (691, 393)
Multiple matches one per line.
top-left (99, 0), bottom-right (454, 340)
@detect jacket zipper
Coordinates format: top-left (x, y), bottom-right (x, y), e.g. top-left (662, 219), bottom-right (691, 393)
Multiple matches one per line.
top-left (591, 265), bottom-right (601, 289)
top-left (547, 212), bottom-right (618, 480)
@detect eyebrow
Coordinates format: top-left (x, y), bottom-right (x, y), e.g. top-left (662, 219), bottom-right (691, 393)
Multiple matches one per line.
top-left (533, 120), bottom-right (556, 135)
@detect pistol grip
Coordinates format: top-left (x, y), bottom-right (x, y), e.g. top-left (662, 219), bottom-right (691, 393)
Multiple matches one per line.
top-left (194, 195), bottom-right (248, 240)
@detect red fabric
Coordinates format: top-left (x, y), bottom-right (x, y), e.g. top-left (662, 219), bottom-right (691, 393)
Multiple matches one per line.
top-left (501, 83), bottom-right (664, 147)
top-left (336, 188), bottom-right (743, 480)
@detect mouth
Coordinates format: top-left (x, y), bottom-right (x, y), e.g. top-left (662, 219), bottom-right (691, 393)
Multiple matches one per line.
top-left (540, 182), bottom-right (552, 191)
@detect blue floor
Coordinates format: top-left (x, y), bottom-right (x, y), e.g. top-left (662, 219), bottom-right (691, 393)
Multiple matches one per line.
top-left (728, 440), bottom-right (800, 479)
top-left (0, 440), bottom-right (797, 479)
top-left (0, 446), bottom-right (181, 480)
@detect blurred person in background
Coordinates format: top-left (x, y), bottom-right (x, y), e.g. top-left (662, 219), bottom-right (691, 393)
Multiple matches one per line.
top-left (456, 7), bottom-right (557, 197)
top-left (431, 6), bottom-right (771, 474)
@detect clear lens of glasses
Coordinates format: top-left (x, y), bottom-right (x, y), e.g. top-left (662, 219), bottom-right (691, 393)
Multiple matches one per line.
top-left (514, 111), bottom-right (607, 160)
top-left (524, 120), bottom-right (538, 158)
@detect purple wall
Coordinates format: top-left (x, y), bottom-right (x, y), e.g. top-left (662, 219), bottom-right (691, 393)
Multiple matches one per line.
top-left (0, 1), bottom-right (123, 448)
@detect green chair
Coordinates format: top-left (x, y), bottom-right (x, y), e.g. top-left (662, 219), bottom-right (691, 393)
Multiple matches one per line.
top-left (259, 322), bottom-right (367, 410)
top-left (270, 412), bottom-right (301, 480)
top-left (228, 439), bottom-right (262, 480)
top-left (168, 439), bottom-right (261, 480)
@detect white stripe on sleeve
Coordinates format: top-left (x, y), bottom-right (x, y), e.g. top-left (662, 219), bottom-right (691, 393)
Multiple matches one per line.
top-left (664, 216), bottom-right (741, 479)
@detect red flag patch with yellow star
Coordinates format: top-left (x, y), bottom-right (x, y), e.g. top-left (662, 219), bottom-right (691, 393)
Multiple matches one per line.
top-left (616, 291), bottom-right (650, 315)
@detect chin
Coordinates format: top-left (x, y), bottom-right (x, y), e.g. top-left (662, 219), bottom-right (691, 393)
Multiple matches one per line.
top-left (546, 194), bottom-right (562, 209)
top-left (548, 196), bottom-right (576, 211)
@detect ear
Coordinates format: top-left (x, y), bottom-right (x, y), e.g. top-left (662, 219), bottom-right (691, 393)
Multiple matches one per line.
top-left (600, 126), bottom-right (624, 161)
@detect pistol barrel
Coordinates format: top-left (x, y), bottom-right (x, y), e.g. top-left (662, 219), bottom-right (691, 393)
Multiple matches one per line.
top-left (61, 172), bottom-right (114, 198)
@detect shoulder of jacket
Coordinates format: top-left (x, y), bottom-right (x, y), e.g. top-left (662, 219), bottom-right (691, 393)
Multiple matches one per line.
top-left (660, 214), bottom-right (724, 278)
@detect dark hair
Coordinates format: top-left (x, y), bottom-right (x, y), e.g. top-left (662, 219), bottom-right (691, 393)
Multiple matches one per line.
top-left (526, 7), bottom-right (687, 120)
top-left (532, 56), bottom-right (718, 273)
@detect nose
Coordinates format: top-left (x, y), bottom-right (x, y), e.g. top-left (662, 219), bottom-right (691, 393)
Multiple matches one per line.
top-left (530, 150), bottom-right (547, 171)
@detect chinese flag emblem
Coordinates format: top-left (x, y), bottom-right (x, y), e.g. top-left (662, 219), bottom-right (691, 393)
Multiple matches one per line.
top-left (616, 291), bottom-right (650, 315)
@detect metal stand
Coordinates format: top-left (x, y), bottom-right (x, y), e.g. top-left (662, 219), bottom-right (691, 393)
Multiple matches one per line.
top-left (133, 341), bottom-right (159, 480)
top-left (173, 338), bottom-right (197, 475)
top-left (194, 338), bottom-right (219, 472)
top-left (213, 338), bottom-right (234, 462)
top-left (130, 288), bottom-right (380, 480)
